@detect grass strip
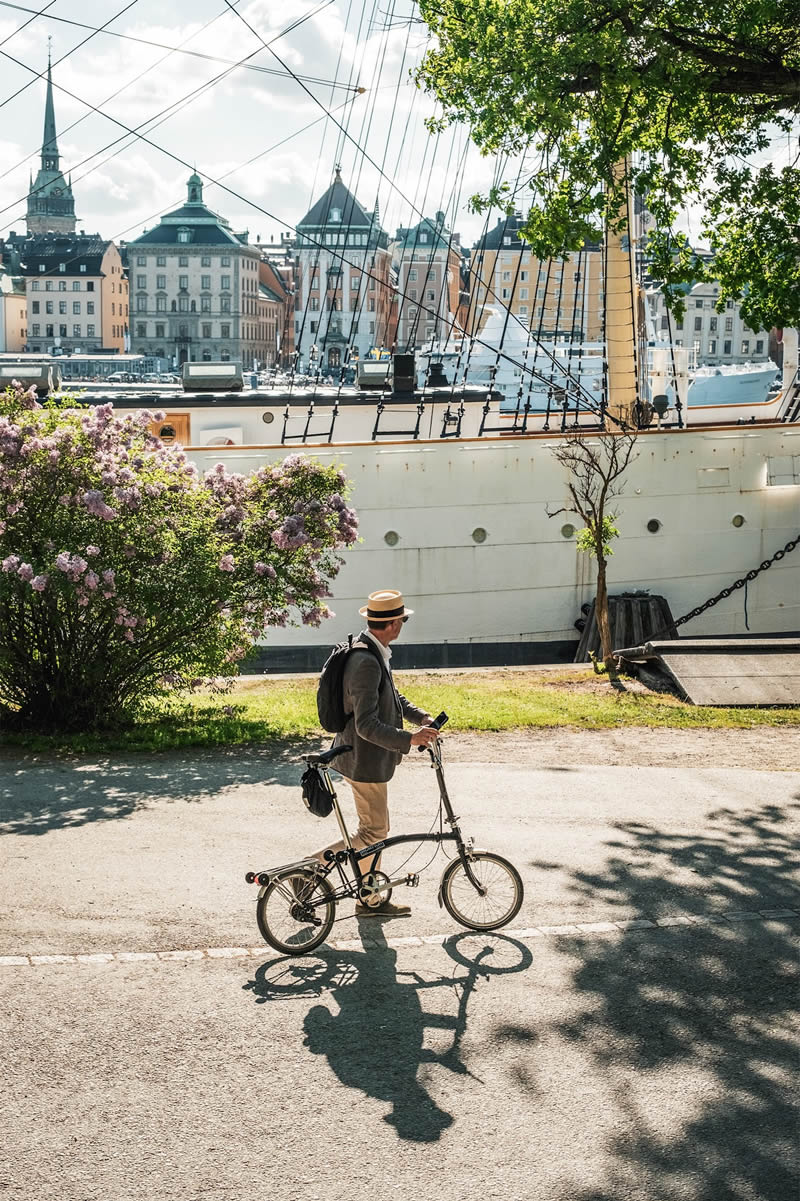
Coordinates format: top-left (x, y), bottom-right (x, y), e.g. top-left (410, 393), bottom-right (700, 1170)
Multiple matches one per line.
top-left (1, 669), bottom-right (797, 754)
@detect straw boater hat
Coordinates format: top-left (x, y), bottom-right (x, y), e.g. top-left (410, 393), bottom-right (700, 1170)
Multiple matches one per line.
top-left (358, 589), bottom-right (414, 623)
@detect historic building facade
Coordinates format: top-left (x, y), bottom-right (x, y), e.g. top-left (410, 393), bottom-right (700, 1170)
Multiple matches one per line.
top-left (390, 212), bottom-right (462, 350)
top-left (293, 170), bottom-right (393, 372)
top-left (466, 214), bottom-right (604, 342)
top-left (127, 175), bottom-right (268, 368)
top-left (26, 52), bottom-right (77, 236)
top-left (12, 233), bottom-right (128, 355)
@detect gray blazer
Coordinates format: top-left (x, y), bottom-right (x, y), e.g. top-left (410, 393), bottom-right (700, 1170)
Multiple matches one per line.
top-left (332, 636), bottom-right (431, 783)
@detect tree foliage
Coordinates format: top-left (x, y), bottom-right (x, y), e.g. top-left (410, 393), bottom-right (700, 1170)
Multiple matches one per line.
top-left (417, 0), bottom-right (800, 329)
top-left (0, 386), bottom-right (358, 731)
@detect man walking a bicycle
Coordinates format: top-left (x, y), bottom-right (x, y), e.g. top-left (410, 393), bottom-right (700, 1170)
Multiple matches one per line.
top-left (318, 589), bottom-right (439, 916)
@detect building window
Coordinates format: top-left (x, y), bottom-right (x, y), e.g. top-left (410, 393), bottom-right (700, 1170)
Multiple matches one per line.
top-left (46, 301), bottom-right (53, 314)
top-left (330, 207), bottom-right (341, 222)
top-left (46, 324), bottom-right (54, 336)
top-left (409, 289), bottom-right (417, 301)
top-left (756, 339), bottom-right (764, 354)
top-left (199, 296), bottom-right (210, 313)
top-left (72, 324), bottom-right (81, 337)
top-left (87, 282), bottom-right (94, 292)
top-left (177, 230), bottom-right (191, 244)
top-left (725, 316), bottom-right (733, 331)
top-left (72, 301), bottom-right (80, 314)
top-left (501, 288), bottom-right (510, 300)
top-left (221, 256), bottom-right (230, 266)
top-left (709, 339), bottom-right (717, 354)
top-left (520, 271), bottom-right (528, 281)
top-left (136, 296), bottom-right (146, 311)
top-left (221, 350), bottom-right (230, 361)
top-left (30, 281), bottom-right (40, 291)
top-left (408, 269), bottom-right (417, 282)
top-left (136, 323), bottom-right (146, 337)
top-left (45, 281), bottom-right (53, 291)
top-left (157, 255), bottom-right (166, 266)
top-left (31, 323), bottom-right (40, 335)
top-left (310, 297), bottom-right (319, 310)
top-left (179, 297), bottom-right (188, 312)
top-left (32, 301), bottom-right (40, 313)
top-left (59, 324), bottom-right (67, 337)
top-left (87, 324), bottom-right (95, 337)
top-left (694, 316), bottom-right (702, 331)
top-left (137, 256), bottom-right (146, 266)
top-left (155, 323), bottom-right (165, 337)
top-left (220, 297), bottom-right (230, 313)
top-left (58, 281), bottom-right (66, 291)
top-left (201, 255), bottom-right (211, 267)
top-left (87, 302), bottom-right (95, 315)
top-left (503, 236), bottom-right (511, 246)
top-left (59, 301), bottom-right (67, 314)
top-left (709, 317), bottom-right (717, 332)
top-left (156, 295), bottom-right (166, 312)
top-left (39, 263), bottom-right (46, 271)
top-left (155, 274), bottom-right (165, 290)
top-left (221, 275), bottom-right (231, 290)
top-left (742, 339), bottom-right (750, 354)
top-left (351, 275), bottom-right (360, 289)
top-left (202, 323), bottom-right (211, 338)
top-left (519, 288), bottom-right (528, 300)
top-left (427, 290), bottom-right (435, 301)
top-left (518, 306), bottom-right (528, 316)
top-left (80, 264), bottom-right (87, 273)
top-left (723, 339), bottom-right (732, 354)
top-left (221, 323), bottom-right (230, 337)
top-left (695, 298), bottom-right (703, 308)
top-left (179, 275), bottom-right (189, 290)
top-left (201, 275), bottom-right (211, 290)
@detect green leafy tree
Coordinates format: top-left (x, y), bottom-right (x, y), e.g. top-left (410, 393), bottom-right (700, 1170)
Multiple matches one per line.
top-left (417, 0), bottom-right (800, 329)
top-left (0, 386), bottom-right (357, 732)
top-left (548, 431), bottom-right (638, 675)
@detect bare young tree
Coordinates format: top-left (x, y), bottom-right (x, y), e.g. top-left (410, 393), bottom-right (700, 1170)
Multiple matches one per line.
top-left (548, 431), bottom-right (638, 675)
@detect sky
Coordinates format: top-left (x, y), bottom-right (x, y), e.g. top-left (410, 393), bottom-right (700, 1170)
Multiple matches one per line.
top-left (0, 0), bottom-right (509, 249)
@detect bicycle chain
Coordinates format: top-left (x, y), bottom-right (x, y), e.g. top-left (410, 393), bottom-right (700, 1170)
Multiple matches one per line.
top-left (648, 532), bottom-right (800, 641)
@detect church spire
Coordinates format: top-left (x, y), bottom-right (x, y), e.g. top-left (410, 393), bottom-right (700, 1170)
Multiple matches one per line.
top-left (42, 39), bottom-right (59, 171)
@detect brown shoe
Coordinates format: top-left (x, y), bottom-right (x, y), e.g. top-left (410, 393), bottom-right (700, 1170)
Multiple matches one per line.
top-left (355, 900), bottom-right (411, 917)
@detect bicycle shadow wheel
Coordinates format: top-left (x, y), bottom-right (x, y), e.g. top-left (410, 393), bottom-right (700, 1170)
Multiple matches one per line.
top-left (440, 930), bottom-right (534, 975)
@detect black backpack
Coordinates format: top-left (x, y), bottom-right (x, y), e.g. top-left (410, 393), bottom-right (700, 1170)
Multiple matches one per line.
top-left (301, 765), bottom-right (334, 818)
top-left (316, 634), bottom-right (385, 733)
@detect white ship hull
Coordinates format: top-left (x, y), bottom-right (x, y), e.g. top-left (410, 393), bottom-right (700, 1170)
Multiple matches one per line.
top-left (176, 420), bottom-right (800, 655)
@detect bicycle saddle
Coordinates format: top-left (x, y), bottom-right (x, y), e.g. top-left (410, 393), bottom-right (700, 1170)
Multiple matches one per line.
top-left (306, 744), bottom-right (352, 766)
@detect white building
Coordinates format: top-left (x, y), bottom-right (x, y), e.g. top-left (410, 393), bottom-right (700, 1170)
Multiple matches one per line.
top-left (649, 282), bottom-right (770, 368)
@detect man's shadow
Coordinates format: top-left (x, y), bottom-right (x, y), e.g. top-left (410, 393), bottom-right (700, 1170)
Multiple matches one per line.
top-left (246, 925), bottom-right (532, 1143)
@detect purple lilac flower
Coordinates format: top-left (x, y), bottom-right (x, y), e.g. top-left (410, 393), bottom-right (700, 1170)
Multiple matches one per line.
top-left (16, 563), bottom-right (34, 581)
top-left (1, 555), bottom-right (19, 573)
top-left (31, 574), bottom-right (48, 592)
top-left (218, 554), bottom-right (235, 572)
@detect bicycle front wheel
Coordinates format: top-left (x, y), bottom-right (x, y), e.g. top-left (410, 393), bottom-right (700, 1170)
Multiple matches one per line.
top-left (440, 852), bottom-right (523, 931)
top-left (256, 867), bottom-right (336, 955)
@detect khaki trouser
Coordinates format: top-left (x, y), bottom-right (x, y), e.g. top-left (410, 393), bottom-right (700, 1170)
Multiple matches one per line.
top-left (316, 776), bottom-right (389, 880)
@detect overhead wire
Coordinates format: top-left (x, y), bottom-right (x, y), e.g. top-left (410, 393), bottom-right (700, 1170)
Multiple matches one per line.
top-left (0, 8), bottom-right (608, 410)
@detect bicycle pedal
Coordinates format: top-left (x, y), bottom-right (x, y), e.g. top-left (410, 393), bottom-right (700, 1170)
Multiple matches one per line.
top-left (406, 873), bottom-right (420, 888)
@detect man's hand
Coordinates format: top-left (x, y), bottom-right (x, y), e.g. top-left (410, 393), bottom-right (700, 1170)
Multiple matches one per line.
top-left (410, 726), bottom-right (439, 747)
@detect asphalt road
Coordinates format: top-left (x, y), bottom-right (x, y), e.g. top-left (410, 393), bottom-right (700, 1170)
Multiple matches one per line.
top-left (1, 737), bottom-right (798, 1201)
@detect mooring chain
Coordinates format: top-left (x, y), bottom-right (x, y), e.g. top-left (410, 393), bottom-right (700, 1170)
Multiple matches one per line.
top-left (647, 533), bottom-right (800, 642)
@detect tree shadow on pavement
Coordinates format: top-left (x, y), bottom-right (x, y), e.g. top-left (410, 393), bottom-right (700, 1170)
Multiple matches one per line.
top-left (0, 741), bottom-right (315, 836)
top-left (244, 930), bottom-right (532, 1143)
top-left (527, 797), bottom-right (800, 1200)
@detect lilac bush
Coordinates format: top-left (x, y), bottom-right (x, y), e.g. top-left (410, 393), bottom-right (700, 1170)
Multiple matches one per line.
top-left (0, 383), bottom-right (358, 731)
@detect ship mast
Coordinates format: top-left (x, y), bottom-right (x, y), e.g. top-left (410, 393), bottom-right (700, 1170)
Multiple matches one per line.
top-left (604, 160), bottom-right (639, 424)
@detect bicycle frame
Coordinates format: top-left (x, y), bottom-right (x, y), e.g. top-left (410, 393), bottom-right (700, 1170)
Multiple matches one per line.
top-left (247, 739), bottom-right (487, 904)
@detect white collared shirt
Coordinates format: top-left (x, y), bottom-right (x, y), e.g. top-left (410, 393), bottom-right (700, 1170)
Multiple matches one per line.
top-left (362, 628), bottom-right (392, 667)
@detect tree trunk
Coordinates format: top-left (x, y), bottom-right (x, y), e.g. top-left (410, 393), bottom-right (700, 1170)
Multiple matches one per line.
top-left (595, 559), bottom-right (618, 678)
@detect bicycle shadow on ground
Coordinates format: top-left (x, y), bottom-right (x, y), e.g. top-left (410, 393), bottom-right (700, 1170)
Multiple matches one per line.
top-left (0, 740), bottom-right (318, 836)
top-left (245, 930), bottom-right (533, 1143)
top-left (518, 797), bottom-right (800, 1201)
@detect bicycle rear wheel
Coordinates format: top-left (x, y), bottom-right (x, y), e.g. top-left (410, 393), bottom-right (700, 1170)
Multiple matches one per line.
top-left (256, 867), bottom-right (336, 955)
top-left (440, 852), bottom-right (523, 931)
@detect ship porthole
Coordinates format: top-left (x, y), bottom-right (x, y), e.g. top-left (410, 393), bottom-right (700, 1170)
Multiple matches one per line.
top-left (471, 527), bottom-right (487, 544)
top-left (560, 523), bottom-right (575, 539)
top-left (384, 530), bottom-right (399, 547)
top-left (261, 411), bottom-right (275, 424)
top-left (731, 513), bottom-right (746, 528)
top-left (647, 519), bottom-right (662, 534)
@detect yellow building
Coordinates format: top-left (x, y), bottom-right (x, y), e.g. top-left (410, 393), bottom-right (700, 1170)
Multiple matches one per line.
top-left (0, 269), bottom-right (27, 352)
top-left (466, 215), bottom-right (604, 343)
